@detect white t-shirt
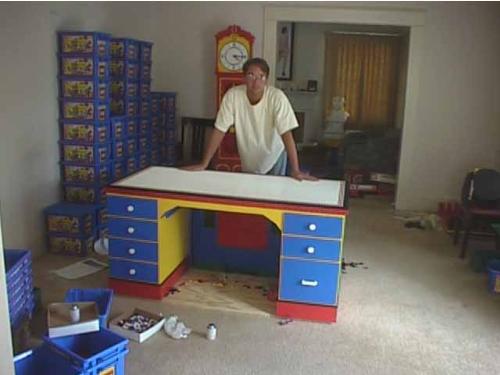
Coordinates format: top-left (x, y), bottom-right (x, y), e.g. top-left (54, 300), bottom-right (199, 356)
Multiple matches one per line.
top-left (214, 85), bottom-right (298, 174)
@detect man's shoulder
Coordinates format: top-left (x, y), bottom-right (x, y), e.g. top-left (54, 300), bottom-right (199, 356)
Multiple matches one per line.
top-left (226, 84), bottom-right (247, 96)
top-left (266, 86), bottom-right (288, 102)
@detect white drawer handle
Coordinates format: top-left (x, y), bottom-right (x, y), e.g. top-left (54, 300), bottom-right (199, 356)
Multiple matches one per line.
top-left (127, 227), bottom-right (135, 234)
top-left (308, 223), bottom-right (317, 231)
top-left (301, 279), bottom-right (318, 287)
top-left (306, 246), bottom-right (315, 254)
top-left (128, 248), bottom-right (136, 255)
top-left (129, 269), bottom-right (136, 275)
top-left (127, 205), bottom-right (135, 212)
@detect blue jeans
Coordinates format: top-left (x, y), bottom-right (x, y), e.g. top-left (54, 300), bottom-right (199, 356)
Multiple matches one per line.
top-left (266, 151), bottom-right (287, 176)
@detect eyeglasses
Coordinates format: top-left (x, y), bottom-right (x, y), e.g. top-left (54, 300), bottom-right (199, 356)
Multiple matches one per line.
top-left (245, 73), bottom-right (267, 81)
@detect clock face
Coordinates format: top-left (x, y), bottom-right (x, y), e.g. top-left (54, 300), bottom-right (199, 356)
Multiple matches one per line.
top-left (220, 41), bottom-right (248, 71)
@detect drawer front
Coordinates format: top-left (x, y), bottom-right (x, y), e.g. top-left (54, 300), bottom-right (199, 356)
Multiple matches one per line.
top-left (279, 259), bottom-right (339, 306)
top-left (108, 217), bottom-right (157, 241)
top-left (110, 258), bottom-right (158, 284)
top-left (107, 195), bottom-right (157, 219)
top-left (282, 236), bottom-right (341, 262)
top-left (109, 238), bottom-right (158, 262)
top-left (283, 214), bottom-right (343, 238)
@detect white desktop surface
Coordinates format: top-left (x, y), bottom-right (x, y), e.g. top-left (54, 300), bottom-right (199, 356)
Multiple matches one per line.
top-left (112, 167), bottom-right (346, 208)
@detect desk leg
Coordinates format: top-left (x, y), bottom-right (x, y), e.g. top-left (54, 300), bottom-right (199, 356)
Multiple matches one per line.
top-left (109, 257), bottom-right (191, 300)
top-left (276, 301), bottom-right (337, 323)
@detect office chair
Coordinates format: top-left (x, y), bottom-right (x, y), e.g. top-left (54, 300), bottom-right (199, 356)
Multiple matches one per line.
top-left (454, 168), bottom-right (500, 258)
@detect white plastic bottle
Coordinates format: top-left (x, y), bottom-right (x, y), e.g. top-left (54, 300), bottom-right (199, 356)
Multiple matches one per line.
top-left (206, 323), bottom-right (217, 340)
top-left (70, 304), bottom-right (80, 323)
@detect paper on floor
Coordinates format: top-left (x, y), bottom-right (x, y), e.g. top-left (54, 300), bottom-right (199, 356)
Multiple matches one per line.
top-left (53, 258), bottom-right (108, 280)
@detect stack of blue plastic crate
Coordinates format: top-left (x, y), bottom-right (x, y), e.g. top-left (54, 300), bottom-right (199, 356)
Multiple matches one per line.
top-left (110, 38), bottom-right (141, 178)
top-left (151, 92), bottom-right (177, 166)
top-left (53, 31), bottom-right (111, 255)
top-left (4, 249), bottom-right (35, 329)
top-left (58, 31), bottom-right (112, 206)
top-left (44, 202), bottom-right (98, 256)
top-left (136, 40), bottom-right (154, 170)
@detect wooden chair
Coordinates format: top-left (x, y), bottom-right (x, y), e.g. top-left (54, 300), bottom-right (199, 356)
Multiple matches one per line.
top-left (454, 168), bottom-right (500, 258)
top-left (180, 117), bottom-right (214, 162)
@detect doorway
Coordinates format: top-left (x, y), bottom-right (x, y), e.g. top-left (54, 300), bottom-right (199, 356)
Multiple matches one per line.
top-left (263, 5), bottom-right (426, 210)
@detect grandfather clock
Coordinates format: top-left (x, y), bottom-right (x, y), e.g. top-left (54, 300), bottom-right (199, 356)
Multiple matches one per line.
top-left (213, 25), bottom-right (255, 172)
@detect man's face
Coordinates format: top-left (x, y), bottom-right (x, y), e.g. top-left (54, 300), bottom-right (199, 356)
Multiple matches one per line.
top-left (245, 64), bottom-right (267, 96)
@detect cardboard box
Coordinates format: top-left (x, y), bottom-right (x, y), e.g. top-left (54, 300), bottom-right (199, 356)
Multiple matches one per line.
top-left (47, 302), bottom-right (100, 338)
top-left (109, 308), bottom-right (165, 343)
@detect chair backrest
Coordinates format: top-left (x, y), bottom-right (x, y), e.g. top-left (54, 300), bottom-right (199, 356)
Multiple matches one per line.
top-left (180, 117), bottom-right (215, 162)
top-left (461, 168), bottom-right (500, 207)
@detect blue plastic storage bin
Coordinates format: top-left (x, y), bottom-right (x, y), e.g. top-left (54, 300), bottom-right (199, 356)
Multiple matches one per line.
top-left (110, 59), bottom-right (139, 81)
top-left (64, 288), bottom-right (113, 328)
top-left (111, 79), bottom-right (139, 99)
top-left (139, 97), bottom-right (151, 117)
top-left (138, 117), bottom-right (151, 136)
top-left (125, 138), bottom-right (137, 157)
top-left (127, 117), bottom-right (138, 137)
top-left (60, 77), bottom-right (110, 101)
top-left (43, 328), bottom-right (128, 375)
top-left (60, 120), bottom-right (110, 145)
top-left (111, 38), bottom-right (139, 60)
top-left (63, 183), bottom-right (107, 205)
top-left (60, 99), bottom-right (110, 122)
top-left (14, 344), bottom-right (83, 375)
top-left (59, 56), bottom-right (109, 80)
top-left (111, 140), bottom-right (126, 160)
top-left (139, 63), bottom-right (152, 81)
top-left (137, 152), bottom-right (150, 170)
top-left (61, 162), bottom-right (111, 185)
top-left (60, 142), bottom-right (110, 165)
top-left (138, 80), bottom-right (151, 97)
top-left (47, 233), bottom-right (94, 256)
top-left (111, 160), bottom-right (126, 181)
top-left (125, 156), bottom-right (137, 175)
top-left (137, 136), bottom-right (149, 152)
top-left (111, 98), bottom-right (138, 117)
top-left (58, 31), bottom-right (111, 58)
top-left (4, 249), bottom-right (31, 284)
top-left (110, 116), bottom-right (127, 140)
top-left (487, 259), bottom-right (500, 293)
top-left (44, 202), bottom-right (97, 236)
top-left (138, 40), bottom-right (153, 63)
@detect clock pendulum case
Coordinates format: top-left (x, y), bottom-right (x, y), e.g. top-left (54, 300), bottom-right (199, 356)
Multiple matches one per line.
top-left (213, 25), bottom-right (255, 172)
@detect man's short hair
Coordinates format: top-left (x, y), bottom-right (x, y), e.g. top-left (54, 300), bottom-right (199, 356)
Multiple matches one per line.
top-left (243, 58), bottom-right (270, 77)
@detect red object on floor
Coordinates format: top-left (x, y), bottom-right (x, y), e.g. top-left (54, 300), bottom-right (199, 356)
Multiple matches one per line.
top-left (276, 301), bottom-right (337, 323)
top-left (216, 212), bottom-right (268, 250)
top-left (109, 258), bottom-right (190, 300)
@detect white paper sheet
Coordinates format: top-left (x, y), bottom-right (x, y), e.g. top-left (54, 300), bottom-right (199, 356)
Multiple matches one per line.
top-left (53, 258), bottom-right (108, 280)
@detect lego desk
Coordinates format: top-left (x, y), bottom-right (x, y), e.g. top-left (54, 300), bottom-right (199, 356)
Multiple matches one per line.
top-left (105, 167), bottom-right (348, 323)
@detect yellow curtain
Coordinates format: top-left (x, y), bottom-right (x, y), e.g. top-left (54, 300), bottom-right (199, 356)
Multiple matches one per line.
top-left (324, 33), bottom-right (401, 129)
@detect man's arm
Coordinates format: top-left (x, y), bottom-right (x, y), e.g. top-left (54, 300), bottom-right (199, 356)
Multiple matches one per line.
top-left (281, 131), bottom-right (318, 181)
top-left (181, 128), bottom-right (226, 171)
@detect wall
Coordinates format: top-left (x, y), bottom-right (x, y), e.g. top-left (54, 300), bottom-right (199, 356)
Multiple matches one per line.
top-left (0, 2), bottom-right (500, 261)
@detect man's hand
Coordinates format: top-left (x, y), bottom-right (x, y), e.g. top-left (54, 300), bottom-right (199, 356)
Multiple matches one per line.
top-left (180, 163), bottom-right (208, 172)
top-left (290, 169), bottom-right (318, 181)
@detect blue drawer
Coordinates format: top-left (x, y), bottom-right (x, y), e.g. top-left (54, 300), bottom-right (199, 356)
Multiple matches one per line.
top-left (108, 218), bottom-right (157, 241)
top-left (110, 259), bottom-right (158, 284)
top-left (282, 236), bottom-right (341, 262)
top-left (283, 214), bottom-right (343, 238)
top-left (279, 259), bottom-right (339, 306)
top-left (107, 196), bottom-right (157, 219)
top-left (109, 238), bottom-right (158, 262)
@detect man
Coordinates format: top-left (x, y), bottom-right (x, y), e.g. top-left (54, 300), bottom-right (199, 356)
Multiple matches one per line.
top-left (183, 57), bottom-right (316, 181)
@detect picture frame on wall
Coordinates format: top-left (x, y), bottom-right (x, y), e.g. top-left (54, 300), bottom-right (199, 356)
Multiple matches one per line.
top-left (276, 22), bottom-right (294, 81)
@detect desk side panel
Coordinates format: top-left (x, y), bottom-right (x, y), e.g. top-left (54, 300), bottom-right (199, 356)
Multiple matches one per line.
top-left (158, 202), bottom-right (190, 282)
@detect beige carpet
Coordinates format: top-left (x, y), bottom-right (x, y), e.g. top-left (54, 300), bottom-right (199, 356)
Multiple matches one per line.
top-left (26, 196), bottom-right (500, 375)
